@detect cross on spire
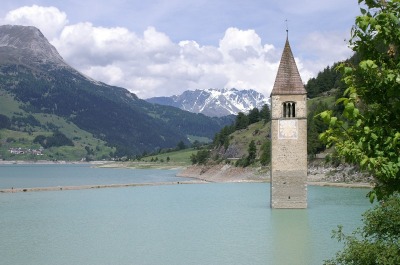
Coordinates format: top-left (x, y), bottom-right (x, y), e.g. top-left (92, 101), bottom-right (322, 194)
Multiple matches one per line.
top-left (285, 19), bottom-right (289, 37)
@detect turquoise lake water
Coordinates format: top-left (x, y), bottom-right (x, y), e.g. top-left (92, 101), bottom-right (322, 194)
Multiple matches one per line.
top-left (0, 164), bottom-right (372, 265)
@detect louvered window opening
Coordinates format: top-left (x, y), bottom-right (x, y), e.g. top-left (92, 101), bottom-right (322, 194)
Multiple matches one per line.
top-left (283, 102), bottom-right (296, 118)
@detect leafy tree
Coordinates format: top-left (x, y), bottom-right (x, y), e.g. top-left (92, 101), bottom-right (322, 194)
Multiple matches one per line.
top-left (320, 0), bottom-right (400, 201)
top-left (321, 1), bottom-right (400, 264)
top-left (324, 193), bottom-right (400, 265)
top-left (308, 102), bottom-right (329, 156)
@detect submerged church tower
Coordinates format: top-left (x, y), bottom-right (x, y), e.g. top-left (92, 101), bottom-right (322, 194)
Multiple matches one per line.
top-left (270, 36), bottom-right (307, 208)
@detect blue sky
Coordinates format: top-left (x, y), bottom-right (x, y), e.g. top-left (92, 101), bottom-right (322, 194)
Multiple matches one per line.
top-left (0, 0), bottom-right (361, 98)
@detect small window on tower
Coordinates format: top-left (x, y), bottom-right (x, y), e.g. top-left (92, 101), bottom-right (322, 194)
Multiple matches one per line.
top-left (282, 102), bottom-right (296, 118)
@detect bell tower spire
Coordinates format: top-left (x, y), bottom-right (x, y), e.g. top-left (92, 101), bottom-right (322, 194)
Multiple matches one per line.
top-left (270, 34), bottom-right (308, 209)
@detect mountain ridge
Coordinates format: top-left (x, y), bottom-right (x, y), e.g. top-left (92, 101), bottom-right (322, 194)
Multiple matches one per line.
top-left (146, 88), bottom-right (269, 117)
top-left (0, 25), bottom-right (233, 157)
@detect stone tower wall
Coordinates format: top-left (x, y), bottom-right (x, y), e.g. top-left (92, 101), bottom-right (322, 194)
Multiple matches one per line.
top-left (271, 94), bottom-right (307, 208)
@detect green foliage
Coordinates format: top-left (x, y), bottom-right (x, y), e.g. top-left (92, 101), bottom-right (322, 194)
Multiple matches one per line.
top-left (191, 140), bottom-right (202, 150)
top-left (213, 125), bottom-right (235, 148)
top-left (176, 140), bottom-right (186, 150)
top-left (308, 101), bottom-right (329, 156)
top-left (0, 117), bottom-right (114, 161)
top-left (143, 148), bottom-right (197, 165)
top-left (324, 2), bottom-right (400, 263)
top-left (320, 0), bottom-right (400, 201)
top-left (12, 114), bottom-right (41, 129)
top-left (214, 105), bottom-right (271, 150)
top-left (324, 193), bottom-right (400, 265)
top-left (211, 106), bottom-right (272, 167)
top-left (235, 112), bottom-right (250, 130)
top-left (235, 107), bottom-right (269, 128)
top-left (33, 131), bottom-right (74, 148)
top-left (234, 158), bottom-right (247, 167)
top-left (0, 114), bottom-right (11, 129)
top-left (305, 64), bottom-right (345, 98)
top-left (248, 108), bottom-right (260, 124)
top-left (260, 104), bottom-right (271, 122)
top-left (187, 135), bottom-right (212, 145)
top-left (246, 140), bottom-right (257, 166)
top-left (0, 65), bottom-right (232, 157)
top-left (190, 149), bottom-right (210, 165)
top-left (260, 140), bottom-right (271, 166)
top-left (235, 140), bottom-right (258, 167)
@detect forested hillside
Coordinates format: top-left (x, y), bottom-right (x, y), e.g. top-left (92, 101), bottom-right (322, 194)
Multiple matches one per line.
top-left (0, 65), bottom-right (233, 159)
top-left (190, 58), bottom-right (348, 167)
top-left (305, 54), bottom-right (360, 98)
top-left (0, 25), bottom-right (234, 159)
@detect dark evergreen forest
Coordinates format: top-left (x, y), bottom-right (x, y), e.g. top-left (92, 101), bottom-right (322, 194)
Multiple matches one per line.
top-left (0, 64), bottom-right (233, 156)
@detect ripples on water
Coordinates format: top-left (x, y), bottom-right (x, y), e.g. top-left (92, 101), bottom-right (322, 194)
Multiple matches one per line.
top-left (0, 164), bottom-right (372, 265)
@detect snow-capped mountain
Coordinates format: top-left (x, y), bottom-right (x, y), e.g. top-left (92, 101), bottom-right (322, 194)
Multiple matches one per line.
top-left (146, 88), bottom-right (269, 117)
top-left (0, 25), bottom-right (234, 155)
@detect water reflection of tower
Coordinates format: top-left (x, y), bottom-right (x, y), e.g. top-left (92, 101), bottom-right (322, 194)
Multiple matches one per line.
top-left (271, 210), bottom-right (312, 264)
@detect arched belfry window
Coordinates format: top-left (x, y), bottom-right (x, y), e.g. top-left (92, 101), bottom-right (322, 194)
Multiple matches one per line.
top-left (283, 102), bottom-right (296, 118)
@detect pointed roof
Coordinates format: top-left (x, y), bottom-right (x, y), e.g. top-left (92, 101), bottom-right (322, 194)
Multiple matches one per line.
top-left (271, 37), bottom-right (306, 96)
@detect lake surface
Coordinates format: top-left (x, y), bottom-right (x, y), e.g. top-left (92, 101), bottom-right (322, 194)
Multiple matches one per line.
top-left (0, 164), bottom-right (372, 265)
top-left (0, 164), bottom-right (190, 189)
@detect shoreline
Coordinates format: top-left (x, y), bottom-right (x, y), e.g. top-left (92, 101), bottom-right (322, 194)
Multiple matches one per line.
top-left (0, 161), bottom-right (373, 193)
top-left (177, 164), bottom-right (373, 189)
top-left (0, 160), bottom-right (107, 165)
top-left (0, 160), bottom-right (186, 169)
top-left (0, 179), bottom-right (372, 194)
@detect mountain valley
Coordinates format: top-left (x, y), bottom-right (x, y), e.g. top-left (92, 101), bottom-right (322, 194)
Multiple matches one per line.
top-left (0, 25), bottom-right (234, 159)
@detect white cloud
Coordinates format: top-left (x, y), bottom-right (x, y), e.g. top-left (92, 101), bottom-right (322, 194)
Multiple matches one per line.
top-left (2, 5), bottom-right (68, 41)
top-left (85, 64), bottom-right (125, 85)
top-left (299, 31), bottom-right (353, 76)
top-left (50, 23), bottom-right (284, 98)
top-left (1, 5), bottom-right (354, 99)
top-left (52, 22), bottom-right (141, 65)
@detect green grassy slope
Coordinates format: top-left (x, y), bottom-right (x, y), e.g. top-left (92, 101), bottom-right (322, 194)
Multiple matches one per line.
top-left (0, 91), bottom-right (114, 161)
top-left (227, 121), bottom-right (270, 159)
